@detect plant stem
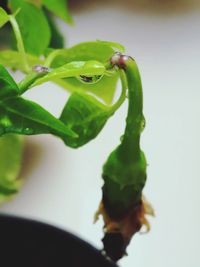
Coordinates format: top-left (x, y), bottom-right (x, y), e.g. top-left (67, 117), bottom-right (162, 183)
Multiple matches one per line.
top-left (117, 58), bottom-right (145, 163)
top-left (18, 70), bottom-right (49, 94)
top-left (102, 56), bottom-right (147, 217)
top-left (99, 55), bottom-right (148, 261)
top-left (8, 15), bottom-right (30, 73)
top-left (44, 49), bottom-right (61, 67)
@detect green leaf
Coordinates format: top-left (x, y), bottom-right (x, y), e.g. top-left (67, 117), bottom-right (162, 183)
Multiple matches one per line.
top-left (43, 0), bottom-right (73, 24)
top-left (0, 7), bottom-right (9, 28)
top-left (33, 60), bottom-right (105, 86)
top-left (0, 96), bottom-right (76, 140)
top-left (26, 0), bottom-right (42, 7)
top-left (50, 41), bottom-right (123, 68)
top-left (0, 64), bottom-right (19, 99)
top-left (0, 134), bottom-right (24, 203)
top-left (46, 41), bottom-right (122, 104)
top-left (0, 65), bottom-right (76, 142)
top-left (9, 0), bottom-right (51, 55)
top-left (0, 50), bottom-right (43, 72)
top-left (60, 92), bottom-right (112, 148)
top-left (56, 72), bottom-right (119, 105)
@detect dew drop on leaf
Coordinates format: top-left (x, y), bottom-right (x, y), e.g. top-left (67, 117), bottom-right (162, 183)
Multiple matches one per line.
top-left (120, 134), bottom-right (124, 142)
top-left (140, 117), bottom-right (146, 132)
top-left (24, 128), bottom-right (34, 134)
top-left (77, 75), bottom-right (103, 84)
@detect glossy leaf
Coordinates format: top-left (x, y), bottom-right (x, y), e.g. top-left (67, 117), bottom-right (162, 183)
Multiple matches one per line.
top-left (9, 0), bottom-right (51, 55)
top-left (46, 41), bottom-right (122, 104)
top-left (0, 96), bottom-right (76, 140)
top-left (33, 60), bottom-right (105, 86)
top-left (56, 72), bottom-right (119, 105)
top-left (0, 7), bottom-right (9, 28)
top-left (50, 41), bottom-right (124, 68)
top-left (60, 92), bottom-right (112, 147)
top-left (0, 65), bottom-right (76, 142)
top-left (0, 134), bottom-right (24, 203)
top-left (43, 0), bottom-right (73, 24)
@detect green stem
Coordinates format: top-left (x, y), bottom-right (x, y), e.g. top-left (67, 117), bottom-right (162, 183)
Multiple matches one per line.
top-left (44, 49), bottom-right (62, 67)
top-left (117, 58), bottom-right (145, 163)
top-left (102, 56), bottom-right (147, 217)
top-left (18, 71), bottom-right (48, 94)
top-left (9, 15), bottom-right (30, 73)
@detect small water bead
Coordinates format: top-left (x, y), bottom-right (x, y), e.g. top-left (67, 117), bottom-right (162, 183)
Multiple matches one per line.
top-left (120, 135), bottom-right (124, 142)
top-left (77, 74), bottom-right (103, 84)
top-left (24, 128), bottom-right (34, 134)
top-left (140, 117), bottom-right (146, 132)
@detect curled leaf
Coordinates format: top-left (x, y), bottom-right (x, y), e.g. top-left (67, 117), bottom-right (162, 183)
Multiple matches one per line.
top-left (32, 60), bottom-right (106, 86)
top-left (60, 92), bottom-right (112, 147)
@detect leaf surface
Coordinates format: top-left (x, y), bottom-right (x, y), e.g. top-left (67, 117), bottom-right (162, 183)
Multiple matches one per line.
top-left (9, 0), bottom-right (51, 55)
top-left (60, 91), bottom-right (112, 147)
top-left (43, 0), bottom-right (72, 24)
top-left (0, 65), bottom-right (76, 142)
top-left (33, 60), bottom-right (105, 86)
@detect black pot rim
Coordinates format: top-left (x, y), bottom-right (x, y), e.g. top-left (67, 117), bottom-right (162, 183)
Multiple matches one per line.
top-left (0, 213), bottom-right (118, 267)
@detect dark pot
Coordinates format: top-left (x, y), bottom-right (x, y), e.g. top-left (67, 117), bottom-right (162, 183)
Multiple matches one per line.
top-left (0, 214), bottom-right (118, 267)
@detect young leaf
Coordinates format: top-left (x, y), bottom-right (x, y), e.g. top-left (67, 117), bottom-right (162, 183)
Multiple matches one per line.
top-left (60, 92), bottom-right (112, 148)
top-left (9, 0), bottom-right (51, 55)
top-left (45, 41), bottom-right (122, 104)
top-left (0, 64), bottom-right (76, 141)
top-left (0, 96), bottom-right (76, 140)
top-left (0, 134), bottom-right (24, 204)
top-left (50, 41), bottom-right (123, 68)
top-left (0, 7), bottom-right (9, 28)
top-left (56, 72), bottom-right (119, 105)
top-left (33, 60), bottom-right (105, 86)
top-left (43, 0), bottom-right (73, 24)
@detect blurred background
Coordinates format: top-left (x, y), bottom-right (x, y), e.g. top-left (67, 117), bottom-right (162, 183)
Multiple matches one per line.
top-left (1, 0), bottom-right (200, 266)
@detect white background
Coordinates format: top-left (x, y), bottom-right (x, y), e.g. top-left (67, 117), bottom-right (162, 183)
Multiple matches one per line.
top-left (1, 1), bottom-right (200, 266)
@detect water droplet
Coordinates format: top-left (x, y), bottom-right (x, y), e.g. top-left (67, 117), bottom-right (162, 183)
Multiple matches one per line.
top-left (77, 74), bottom-right (103, 84)
top-left (140, 117), bottom-right (146, 132)
top-left (24, 128), bottom-right (34, 134)
top-left (120, 135), bottom-right (124, 142)
top-left (83, 128), bottom-right (88, 135)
